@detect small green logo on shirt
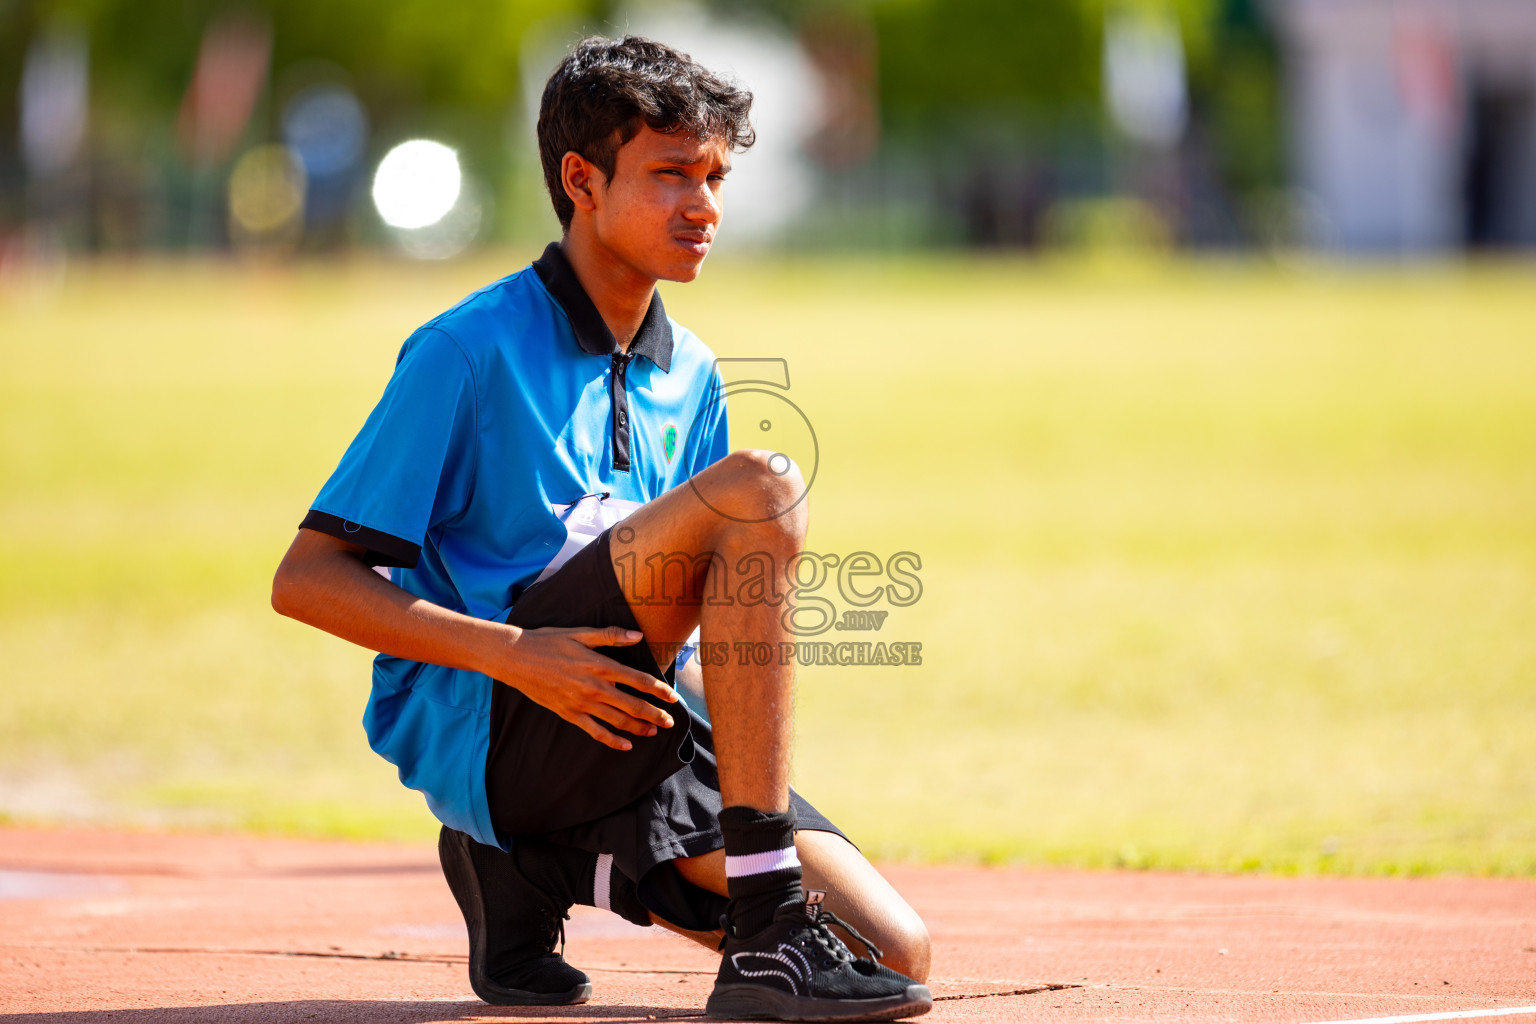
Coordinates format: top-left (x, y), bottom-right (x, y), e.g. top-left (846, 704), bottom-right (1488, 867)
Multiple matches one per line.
top-left (663, 423), bottom-right (678, 462)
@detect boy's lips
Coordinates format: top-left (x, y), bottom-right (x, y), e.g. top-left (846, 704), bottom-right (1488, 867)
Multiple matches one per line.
top-left (675, 233), bottom-right (712, 256)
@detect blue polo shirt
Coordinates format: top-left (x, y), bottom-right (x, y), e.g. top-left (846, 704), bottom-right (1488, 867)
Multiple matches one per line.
top-left (301, 242), bottom-right (729, 848)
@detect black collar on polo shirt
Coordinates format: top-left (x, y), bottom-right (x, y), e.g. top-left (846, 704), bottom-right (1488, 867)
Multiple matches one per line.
top-left (531, 241), bottom-right (673, 373)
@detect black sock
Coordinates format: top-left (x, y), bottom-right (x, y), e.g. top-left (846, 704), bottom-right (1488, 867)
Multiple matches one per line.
top-left (719, 805), bottom-right (803, 937)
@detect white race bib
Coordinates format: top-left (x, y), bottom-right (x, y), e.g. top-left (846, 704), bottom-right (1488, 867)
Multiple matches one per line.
top-left (536, 492), bottom-right (643, 583)
top-left (535, 492), bottom-right (701, 665)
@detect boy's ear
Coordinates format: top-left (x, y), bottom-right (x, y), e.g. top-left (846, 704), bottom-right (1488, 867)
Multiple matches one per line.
top-left (561, 151), bottom-right (604, 216)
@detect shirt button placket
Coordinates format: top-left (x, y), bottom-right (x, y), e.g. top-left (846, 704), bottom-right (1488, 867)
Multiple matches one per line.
top-left (612, 351), bottom-right (632, 472)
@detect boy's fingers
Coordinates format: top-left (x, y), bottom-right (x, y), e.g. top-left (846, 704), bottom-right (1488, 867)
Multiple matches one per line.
top-left (636, 676), bottom-right (681, 705)
top-left (602, 662), bottom-right (681, 705)
top-left (635, 675), bottom-right (685, 709)
top-left (570, 626), bottom-right (643, 649)
top-left (574, 714), bottom-right (633, 751)
top-left (600, 686), bottom-right (675, 730)
top-left (550, 628), bottom-right (681, 705)
top-left (588, 704), bottom-right (659, 738)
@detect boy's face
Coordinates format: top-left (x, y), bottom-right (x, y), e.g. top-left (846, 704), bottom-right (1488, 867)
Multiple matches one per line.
top-left (584, 126), bottom-right (730, 283)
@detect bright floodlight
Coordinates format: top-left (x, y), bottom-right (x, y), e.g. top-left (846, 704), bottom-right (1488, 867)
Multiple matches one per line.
top-left (372, 139), bottom-right (461, 229)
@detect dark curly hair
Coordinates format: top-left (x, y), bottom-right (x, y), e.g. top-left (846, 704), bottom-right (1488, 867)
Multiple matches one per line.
top-left (537, 35), bottom-right (755, 229)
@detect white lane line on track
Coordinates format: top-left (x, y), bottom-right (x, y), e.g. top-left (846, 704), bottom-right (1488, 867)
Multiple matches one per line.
top-left (1302, 1007), bottom-right (1536, 1024)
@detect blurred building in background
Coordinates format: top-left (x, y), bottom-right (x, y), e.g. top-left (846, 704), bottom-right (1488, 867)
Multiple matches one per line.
top-left (0, 0), bottom-right (1533, 265)
top-left (1271, 0), bottom-right (1536, 254)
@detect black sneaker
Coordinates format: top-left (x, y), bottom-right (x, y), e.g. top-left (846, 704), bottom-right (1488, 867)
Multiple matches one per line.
top-left (437, 826), bottom-right (592, 1005)
top-left (706, 890), bottom-right (933, 1022)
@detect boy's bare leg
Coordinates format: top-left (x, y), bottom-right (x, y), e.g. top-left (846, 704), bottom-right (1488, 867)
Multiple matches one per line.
top-left (610, 449), bottom-right (931, 978)
top-left (614, 448), bottom-right (932, 1021)
top-left (607, 447), bottom-right (807, 813)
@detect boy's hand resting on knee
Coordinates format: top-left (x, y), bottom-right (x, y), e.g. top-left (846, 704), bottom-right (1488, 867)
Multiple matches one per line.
top-left (270, 530), bottom-right (678, 754)
top-left (493, 626), bottom-right (680, 751)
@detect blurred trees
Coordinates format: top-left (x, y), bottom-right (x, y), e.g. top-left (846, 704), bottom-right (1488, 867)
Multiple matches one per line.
top-left (859, 0), bottom-right (1106, 130)
top-left (21, 0), bottom-right (595, 118)
top-left (724, 0), bottom-right (1280, 247)
top-left (1193, 0), bottom-right (1283, 198)
top-left (0, 0), bottom-right (1284, 250)
top-left (4, 0), bottom-right (606, 249)
top-left (6, 0), bottom-right (1264, 128)
top-left (732, 0), bottom-right (1223, 130)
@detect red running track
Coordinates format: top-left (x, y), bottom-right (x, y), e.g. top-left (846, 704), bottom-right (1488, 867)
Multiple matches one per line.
top-left (1, 826), bottom-right (1532, 1023)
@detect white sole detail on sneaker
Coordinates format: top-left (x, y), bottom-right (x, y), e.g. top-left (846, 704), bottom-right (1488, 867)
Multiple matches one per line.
top-left (705, 982), bottom-right (933, 1022)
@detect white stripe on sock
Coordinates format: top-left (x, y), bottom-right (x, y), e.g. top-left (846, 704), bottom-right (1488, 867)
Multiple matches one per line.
top-left (593, 852), bottom-right (613, 911)
top-left (725, 847), bottom-right (801, 878)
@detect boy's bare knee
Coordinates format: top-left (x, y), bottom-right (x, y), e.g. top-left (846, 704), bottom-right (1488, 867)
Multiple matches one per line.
top-left (722, 447), bottom-right (806, 501)
top-left (704, 448), bottom-right (809, 533)
top-left (876, 913), bottom-right (932, 983)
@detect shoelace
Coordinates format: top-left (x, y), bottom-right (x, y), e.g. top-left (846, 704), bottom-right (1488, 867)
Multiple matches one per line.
top-left (552, 912), bottom-right (568, 958)
top-left (506, 845), bottom-right (571, 958)
top-left (716, 906), bottom-right (883, 963)
top-left (801, 906), bottom-right (884, 963)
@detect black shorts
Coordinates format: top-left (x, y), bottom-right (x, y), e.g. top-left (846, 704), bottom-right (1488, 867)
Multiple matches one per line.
top-left (486, 527), bottom-right (844, 921)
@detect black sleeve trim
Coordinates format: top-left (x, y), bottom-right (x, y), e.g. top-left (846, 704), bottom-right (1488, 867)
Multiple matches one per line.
top-left (299, 510), bottom-right (421, 569)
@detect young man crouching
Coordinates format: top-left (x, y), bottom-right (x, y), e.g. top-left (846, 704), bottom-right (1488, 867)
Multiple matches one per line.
top-left (272, 35), bottom-right (931, 1022)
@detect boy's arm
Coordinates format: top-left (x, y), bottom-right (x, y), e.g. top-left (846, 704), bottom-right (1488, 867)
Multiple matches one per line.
top-left (271, 528), bottom-right (679, 751)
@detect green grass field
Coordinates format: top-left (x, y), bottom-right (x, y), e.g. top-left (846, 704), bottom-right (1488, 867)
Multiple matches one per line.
top-left (2, 254), bottom-right (1533, 875)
